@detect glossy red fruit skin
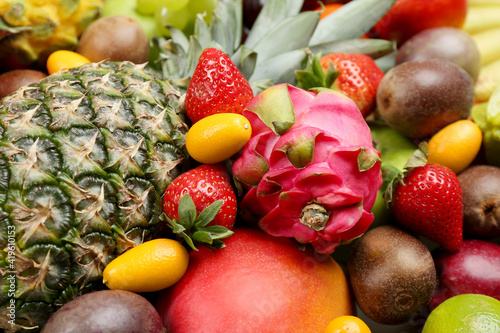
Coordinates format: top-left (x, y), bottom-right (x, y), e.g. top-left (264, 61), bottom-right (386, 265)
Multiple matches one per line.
top-left (156, 228), bottom-right (355, 333)
top-left (319, 53), bottom-right (384, 117)
top-left (391, 164), bottom-right (463, 252)
top-left (162, 163), bottom-right (237, 230)
top-left (185, 48), bottom-right (254, 124)
top-left (429, 239), bottom-right (500, 310)
top-left (371, 0), bottom-right (468, 45)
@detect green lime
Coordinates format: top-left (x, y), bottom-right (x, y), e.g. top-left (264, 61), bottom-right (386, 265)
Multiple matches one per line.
top-left (422, 294), bottom-right (500, 333)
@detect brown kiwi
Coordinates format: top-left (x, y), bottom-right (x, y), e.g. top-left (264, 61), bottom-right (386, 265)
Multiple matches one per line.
top-left (376, 59), bottom-right (474, 139)
top-left (347, 225), bottom-right (436, 325)
top-left (458, 164), bottom-right (500, 239)
top-left (0, 69), bottom-right (47, 99)
top-left (76, 15), bottom-right (149, 64)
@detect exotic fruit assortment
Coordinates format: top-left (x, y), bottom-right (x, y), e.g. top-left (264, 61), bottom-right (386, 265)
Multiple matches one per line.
top-left (2, 0), bottom-right (500, 332)
top-left (233, 84), bottom-right (382, 254)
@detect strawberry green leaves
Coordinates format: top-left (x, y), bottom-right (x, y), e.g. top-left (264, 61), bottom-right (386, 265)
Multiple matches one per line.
top-left (163, 194), bottom-right (234, 251)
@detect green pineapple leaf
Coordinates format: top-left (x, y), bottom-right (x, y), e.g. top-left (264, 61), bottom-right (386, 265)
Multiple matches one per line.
top-left (309, 38), bottom-right (396, 58)
top-left (244, 0), bottom-right (305, 49)
top-left (309, 0), bottom-right (397, 46)
top-left (250, 11), bottom-right (320, 65)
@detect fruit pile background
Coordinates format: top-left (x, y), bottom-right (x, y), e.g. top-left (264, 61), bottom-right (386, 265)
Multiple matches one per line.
top-left (1, 0), bottom-right (500, 332)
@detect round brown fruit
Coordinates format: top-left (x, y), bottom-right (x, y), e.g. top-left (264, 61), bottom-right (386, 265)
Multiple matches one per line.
top-left (396, 27), bottom-right (481, 82)
top-left (0, 69), bottom-right (47, 99)
top-left (41, 290), bottom-right (163, 333)
top-left (458, 165), bottom-right (500, 239)
top-left (376, 59), bottom-right (474, 139)
top-left (77, 15), bottom-right (149, 64)
top-left (347, 225), bottom-right (437, 325)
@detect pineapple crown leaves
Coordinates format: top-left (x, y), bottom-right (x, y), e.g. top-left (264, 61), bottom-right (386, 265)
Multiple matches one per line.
top-left (150, 0), bottom-right (397, 95)
top-left (161, 193), bottom-right (234, 251)
top-left (383, 142), bottom-right (429, 205)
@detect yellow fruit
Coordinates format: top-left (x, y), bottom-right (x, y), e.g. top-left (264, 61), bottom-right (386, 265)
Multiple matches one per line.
top-left (46, 50), bottom-right (91, 74)
top-left (325, 315), bottom-right (371, 333)
top-left (186, 113), bottom-right (252, 164)
top-left (427, 119), bottom-right (482, 174)
top-left (103, 238), bottom-right (189, 293)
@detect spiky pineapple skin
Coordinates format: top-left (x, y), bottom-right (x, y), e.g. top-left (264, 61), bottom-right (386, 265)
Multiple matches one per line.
top-left (0, 61), bottom-right (188, 332)
top-left (0, 0), bottom-right (102, 64)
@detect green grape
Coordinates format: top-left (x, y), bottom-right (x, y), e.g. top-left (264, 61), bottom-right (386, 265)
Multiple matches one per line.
top-left (187, 0), bottom-right (218, 24)
top-left (188, 0), bottom-right (218, 14)
top-left (136, 0), bottom-right (162, 15)
top-left (161, 0), bottom-right (189, 11)
top-left (102, 0), bottom-right (161, 38)
top-left (155, 6), bottom-right (195, 37)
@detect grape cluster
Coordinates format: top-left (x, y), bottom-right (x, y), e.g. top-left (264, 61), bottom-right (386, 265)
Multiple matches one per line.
top-left (136, 0), bottom-right (218, 36)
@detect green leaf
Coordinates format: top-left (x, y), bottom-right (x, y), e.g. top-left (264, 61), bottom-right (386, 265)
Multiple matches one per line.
top-left (295, 70), bottom-right (324, 90)
top-left (251, 11), bottom-right (319, 65)
top-left (180, 232), bottom-right (199, 251)
top-left (403, 142), bottom-right (428, 169)
top-left (192, 231), bottom-right (213, 244)
top-left (210, 240), bottom-right (227, 249)
top-left (178, 194), bottom-right (197, 228)
top-left (207, 0), bottom-right (242, 54)
top-left (194, 199), bottom-right (223, 228)
top-left (309, 0), bottom-right (397, 46)
top-left (381, 164), bottom-right (401, 193)
top-left (324, 64), bottom-right (339, 89)
top-left (184, 35), bottom-right (204, 78)
top-left (249, 49), bottom-right (309, 84)
top-left (250, 79), bottom-right (274, 96)
top-left (311, 52), bottom-right (324, 78)
top-left (198, 226), bottom-right (234, 239)
top-left (169, 219), bottom-right (186, 234)
top-left (193, 14), bottom-right (212, 48)
top-left (244, 0), bottom-right (304, 48)
top-left (169, 26), bottom-right (190, 53)
top-left (310, 38), bottom-right (396, 59)
top-left (231, 45), bottom-right (258, 79)
top-left (375, 51), bottom-right (397, 73)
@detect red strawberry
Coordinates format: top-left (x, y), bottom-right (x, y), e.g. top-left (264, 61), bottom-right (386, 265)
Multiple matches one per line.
top-left (163, 163), bottom-right (237, 250)
top-left (390, 163), bottom-right (463, 252)
top-left (319, 53), bottom-right (384, 117)
top-left (185, 47), bottom-right (254, 124)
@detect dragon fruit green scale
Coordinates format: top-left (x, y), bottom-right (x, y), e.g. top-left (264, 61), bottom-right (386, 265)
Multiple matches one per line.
top-left (232, 84), bottom-right (382, 254)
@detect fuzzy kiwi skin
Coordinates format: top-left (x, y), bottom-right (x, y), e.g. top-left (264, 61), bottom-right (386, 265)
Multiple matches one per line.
top-left (77, 15), bottom-right (149, 64)
top-left (347, 225), bottom-right (436, 325)
top-left (376, 59), bottom-right (474, 139)
top-left (0, 69), bottom-right (47, 99)
top-left (458, 165), bottom-right (500, 239)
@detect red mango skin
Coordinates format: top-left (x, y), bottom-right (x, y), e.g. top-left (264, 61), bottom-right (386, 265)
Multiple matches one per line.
top-left (371, 0), bottom-right (468, 46)
top-left (430, 239), bottom-right (500, 310)
top-left (156, 228), bottom-right (355, 333)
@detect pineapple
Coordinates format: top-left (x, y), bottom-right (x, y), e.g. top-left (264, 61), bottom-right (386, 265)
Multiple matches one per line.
top-left (0, 61), bottom-right (188, 332)
top-left (0, 0), bottom-right (398, 331)
top-left (0, 0), bottom-right (102, 65)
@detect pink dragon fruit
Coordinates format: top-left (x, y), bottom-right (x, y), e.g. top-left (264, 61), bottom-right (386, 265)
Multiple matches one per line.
top-left (232, 84), bottom-right (382, 254)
